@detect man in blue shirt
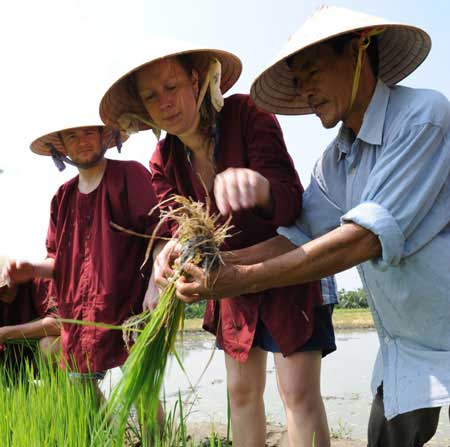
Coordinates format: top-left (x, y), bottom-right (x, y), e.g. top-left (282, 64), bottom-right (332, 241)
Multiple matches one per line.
top-left (174, 6), bottom-right (450, 447)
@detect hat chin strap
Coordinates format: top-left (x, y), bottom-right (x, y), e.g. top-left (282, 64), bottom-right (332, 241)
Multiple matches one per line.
top-left (119, 58), bottom-right (224, 139)
top-left (118, 113), bottom-right (161, 140)
top-left (344, 27), bottom-right (385, 119)
top-left (48, 131), bottom-right (121, 172)
top-left (196, 58), bottom-right (224, 113)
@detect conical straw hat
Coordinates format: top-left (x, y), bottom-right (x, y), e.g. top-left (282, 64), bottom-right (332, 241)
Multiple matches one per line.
top-left (30, 125), bottom-right (127, 156)
top-left (251, 5), bottom-right (431, 115)
top-left (99, 41), bottom-right (242, 131)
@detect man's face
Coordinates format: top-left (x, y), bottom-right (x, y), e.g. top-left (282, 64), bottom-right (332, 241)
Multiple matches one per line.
top-left (289, 41), bottom-right (355, 128)
top-left (135, 58), bottom-right (200, 136)
top-left (60, 127), bottom-right (103, 165)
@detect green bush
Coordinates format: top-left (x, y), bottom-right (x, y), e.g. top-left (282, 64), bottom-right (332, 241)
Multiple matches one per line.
top-left (184, 301), bottom-right (206, 319)
top-left (337, 288), bottom-right (369, 309)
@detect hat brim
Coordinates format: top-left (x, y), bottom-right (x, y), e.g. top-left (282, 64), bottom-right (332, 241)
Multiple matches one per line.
top-left (99, 48), bottom-right (242, 130)
top-left (30, 125), bottom-right (128, 156)
top-left (251, 23), bottom-right (431, 115)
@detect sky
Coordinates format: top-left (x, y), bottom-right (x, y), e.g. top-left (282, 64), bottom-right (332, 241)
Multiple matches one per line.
top-left (1, 0), bottom-right (449, 290)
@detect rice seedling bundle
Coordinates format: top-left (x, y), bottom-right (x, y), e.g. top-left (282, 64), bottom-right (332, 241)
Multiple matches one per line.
top-left (104, 195), bottom-right (231, 445)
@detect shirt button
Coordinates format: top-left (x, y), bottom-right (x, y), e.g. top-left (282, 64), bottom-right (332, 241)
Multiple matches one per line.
top-left (384, 336), bottom-right (391, 344)
top-left (86, 235), bottom-right (91, 240)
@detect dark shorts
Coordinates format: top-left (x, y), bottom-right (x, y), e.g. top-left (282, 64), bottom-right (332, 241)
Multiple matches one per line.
top-left (218, 304), bottom-right (336, 357)
top-left (368, 384), bottom-right (445, 447)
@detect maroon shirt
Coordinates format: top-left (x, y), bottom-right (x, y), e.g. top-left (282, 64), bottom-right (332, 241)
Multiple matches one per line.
top-left (150, 94), bottom-right (323, 361)
top-left (46, 159), bottom-right (160, 373)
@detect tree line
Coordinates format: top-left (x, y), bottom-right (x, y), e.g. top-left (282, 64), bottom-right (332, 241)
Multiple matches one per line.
top-left (184, 288), bottom-right (369, 319)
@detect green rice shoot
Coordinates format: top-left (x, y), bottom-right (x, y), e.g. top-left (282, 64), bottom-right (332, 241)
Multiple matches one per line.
top-left (101, 194), bottom-right (232, 445)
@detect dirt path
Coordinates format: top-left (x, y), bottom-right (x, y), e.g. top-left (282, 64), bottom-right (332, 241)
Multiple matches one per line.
top-left (187, 422), bottom-right (362, 446)
top-left (187, 422), bottom-right (447, 446)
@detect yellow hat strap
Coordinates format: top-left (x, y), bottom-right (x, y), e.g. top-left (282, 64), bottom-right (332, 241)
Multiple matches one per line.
top-left (348, 27), bottom-right (385, 113)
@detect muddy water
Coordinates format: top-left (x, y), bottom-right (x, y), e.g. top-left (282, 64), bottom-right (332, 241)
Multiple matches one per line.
top-left (101, 330), bottom-right (450, 443)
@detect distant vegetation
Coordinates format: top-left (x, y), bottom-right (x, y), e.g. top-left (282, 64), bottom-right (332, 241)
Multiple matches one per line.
top-left (184, 288), bottom-right (369, 319)
top-left (336, 288), bottom-right (368, 309)
top-left (185, 302), bottom-right (207, 319)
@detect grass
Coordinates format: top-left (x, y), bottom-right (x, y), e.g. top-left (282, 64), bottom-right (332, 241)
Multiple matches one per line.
top-left (332, 308), bottom-right (373, 329)
top-left (0, 345), bottom-right (111, 447)
top-left (0, 343), bottom-right (236, 447)
top-left (182, 308), bottom-right (374, 332)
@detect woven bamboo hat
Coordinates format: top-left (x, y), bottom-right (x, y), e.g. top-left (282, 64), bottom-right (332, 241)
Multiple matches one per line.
top-left (251, 5), bottom-right (431, 115)
top-left (99, 41), bottom-right (242, 132)
top-left (30, 125), bottom-right (127, 156)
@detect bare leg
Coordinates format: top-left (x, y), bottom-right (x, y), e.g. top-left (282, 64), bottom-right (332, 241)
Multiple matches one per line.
top-left (274, 350), bottom-right (330, 447)
top-left (225, 347), bottom-right (267, 447)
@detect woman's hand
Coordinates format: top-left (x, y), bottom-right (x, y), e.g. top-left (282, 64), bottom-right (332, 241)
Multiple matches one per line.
top-left (142, 271), bottom-right (160, 312)
top-left (214, 168), bottom-right (272, 216)
top-left (153, 239), bottom-right (181, 290)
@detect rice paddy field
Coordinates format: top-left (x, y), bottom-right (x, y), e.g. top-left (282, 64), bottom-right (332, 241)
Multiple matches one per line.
top-left (0, 344), bottom-right (231, 447)
top-left (0, 196), bottom-right (233, 447)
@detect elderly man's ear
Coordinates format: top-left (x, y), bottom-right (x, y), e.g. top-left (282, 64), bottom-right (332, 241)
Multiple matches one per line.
top-left (0, 285), bottom-right (18, 304)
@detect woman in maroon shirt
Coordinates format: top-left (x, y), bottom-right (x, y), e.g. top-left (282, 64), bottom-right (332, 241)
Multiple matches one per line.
top-left (100, 46), bottom-right (335, 447)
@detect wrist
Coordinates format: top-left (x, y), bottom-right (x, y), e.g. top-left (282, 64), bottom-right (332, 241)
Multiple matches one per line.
top-left (256, 179), bottom-right (274, 216)
top-left (237, 264), bottom-right (258, 294)
top-left (30, 263), bottom-right (38, 278)
top-left (0, 327), bottom-right (8, 342)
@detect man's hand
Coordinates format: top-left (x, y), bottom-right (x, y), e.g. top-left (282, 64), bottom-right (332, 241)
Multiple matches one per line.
top-left (175, 262), bottom-right (247, 303)
top-left (214, 168), bottom-right (272, 216)
top-left (2, 260), bottom-right (36, 287)
top-left (154, 239), bottom-right (181, 290)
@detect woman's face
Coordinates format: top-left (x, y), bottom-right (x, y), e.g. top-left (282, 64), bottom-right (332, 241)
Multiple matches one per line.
top-left (135, 58), bottom-right (200, 136)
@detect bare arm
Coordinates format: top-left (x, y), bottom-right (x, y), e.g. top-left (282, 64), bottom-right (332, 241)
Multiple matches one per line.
top-left (176, 223), bottom-right (381, 301)
top-left (0, 317), bottom-right (60, 343)
top-left (224, 235), bottom-right (297, 265)
top-left (245, 223), bottom-right (380, 293)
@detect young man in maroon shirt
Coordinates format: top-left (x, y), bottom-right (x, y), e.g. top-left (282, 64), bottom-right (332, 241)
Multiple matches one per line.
top-left (2, 125), bottom-right (162, 414)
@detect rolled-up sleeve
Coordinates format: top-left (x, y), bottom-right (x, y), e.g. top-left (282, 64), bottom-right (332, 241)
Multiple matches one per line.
top-left (342, 123), bottom-right (450, 270)
top-left (342, 202), bottom-right (404, 269)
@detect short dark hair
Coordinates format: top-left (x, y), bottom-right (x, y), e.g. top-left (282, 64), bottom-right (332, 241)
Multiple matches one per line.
top-left (285, 32), bottom-right (379, 78)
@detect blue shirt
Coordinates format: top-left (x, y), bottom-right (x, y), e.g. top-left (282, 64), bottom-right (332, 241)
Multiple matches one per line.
top-left (278, 80), bottom-right (450, 419)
